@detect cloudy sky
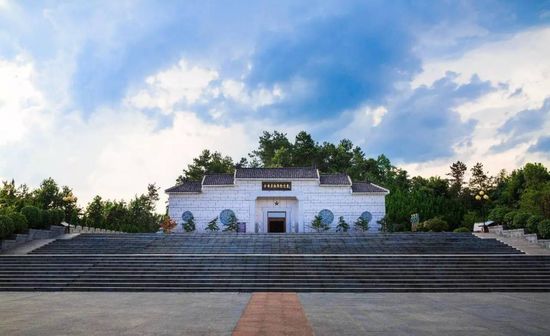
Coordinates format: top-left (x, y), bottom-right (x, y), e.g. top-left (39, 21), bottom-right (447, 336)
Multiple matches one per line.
top-left (1, 0), bottom-right (549, 208)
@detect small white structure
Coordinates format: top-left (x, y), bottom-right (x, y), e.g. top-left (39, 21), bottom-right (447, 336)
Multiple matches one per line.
top-left (166, 168), bottom-right (389, 233)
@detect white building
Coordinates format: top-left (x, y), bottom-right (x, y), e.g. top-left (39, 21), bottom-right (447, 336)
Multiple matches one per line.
top-left (166, 167), bottom-right (389, 233)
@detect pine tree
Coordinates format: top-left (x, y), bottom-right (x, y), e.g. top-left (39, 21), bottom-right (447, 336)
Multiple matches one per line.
top-left (354, 217), bottom-right (370, 232)
top-left (222, 213), bottom-right (238, 232)
top-left (447, 161), bottom-right (467, 193)
top-left (311, 215), bottom-right (330, 232)
top-left (183, 215), bottom-right (196, 232)
top-left (336, 216), bottom-right (349, 232)
top-left (205, 216), bottom-right (219, 232)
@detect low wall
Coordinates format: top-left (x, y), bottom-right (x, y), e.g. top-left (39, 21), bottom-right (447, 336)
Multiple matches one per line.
top-left (0, 225), bottom-right (66, 253)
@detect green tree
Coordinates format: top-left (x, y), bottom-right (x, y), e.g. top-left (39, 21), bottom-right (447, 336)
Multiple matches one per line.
top-left (222, 213), bottom-right (238, 232)
top-left (292, 131), bottom-right (318, 167)
top-left (33, 178), bottom-right (63, 210)
top-left (0, 215), bottom-right (15, 239)
top-left (183, 215), bottom-right (196, 232)
top-left (335, 216), bottom-right (350, 232)
top-left (354, 216), bottom-right (370, 232)
top-left (537, 219), bottom-right (550, 239)
top-left (8, 212), bottom-right (28, 234)
top-left (21, 206), bottom-right (42, 229)
top-left (447, 161), bottom-right (467, 194)
top-left (84, 196), bottom-right (105, 228)
top-left (311, 215), bottom-right (330, 232)
top-left (469, 162), bottom-right (491, 192)
top-left (176, 150), bottom-right (235, 183)
top-left (205, 217), bottom-right (219, 232)
top-left (251, 131), bottom-right (293, 167)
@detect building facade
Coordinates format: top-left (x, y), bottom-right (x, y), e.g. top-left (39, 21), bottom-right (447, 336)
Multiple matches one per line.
top-left (166, 167), bottom-right (389, 233)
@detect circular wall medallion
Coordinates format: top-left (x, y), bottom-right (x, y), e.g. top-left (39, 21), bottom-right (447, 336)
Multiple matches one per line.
top-left (319, 209), bottom-right (334, 225)
top-left (181, 211), bottom-right (193, 223)
top-left (360, 211), bottom-right (372, 222)
top-left (219, 209), bottom-right (235, 225)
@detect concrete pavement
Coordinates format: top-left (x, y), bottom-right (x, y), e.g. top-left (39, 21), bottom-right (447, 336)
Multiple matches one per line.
top-left (1, 292), bottom-right (549, 335)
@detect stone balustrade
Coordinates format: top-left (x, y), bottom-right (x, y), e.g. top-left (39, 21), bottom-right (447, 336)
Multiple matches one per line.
top-left (488, 225), bottom-right (550, 250)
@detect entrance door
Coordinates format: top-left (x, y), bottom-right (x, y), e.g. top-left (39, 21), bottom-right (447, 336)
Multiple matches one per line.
top-left (267, 211), bottom-right (286, 233)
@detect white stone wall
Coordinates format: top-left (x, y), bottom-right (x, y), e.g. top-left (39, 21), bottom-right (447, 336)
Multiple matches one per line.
top-left (168, 179), bottom-right (386, 232)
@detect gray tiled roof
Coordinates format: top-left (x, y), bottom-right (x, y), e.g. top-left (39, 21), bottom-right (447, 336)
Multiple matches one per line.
top-left (203, 174), bottom-right (234, 185)
top-left (165, 181), bottom-right (202, 193)
top-left (351, 182), bottom-right (388, 193)
top-left (236, 167), bottom-right (318, 179)
top-left (319, 174), bottom-right (351, 185)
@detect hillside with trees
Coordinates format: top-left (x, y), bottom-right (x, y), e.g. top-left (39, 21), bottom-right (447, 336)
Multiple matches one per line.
top-left (2, 130), bottom-right (550, 239)
top-left (176, 130), bottom-right (550, 237)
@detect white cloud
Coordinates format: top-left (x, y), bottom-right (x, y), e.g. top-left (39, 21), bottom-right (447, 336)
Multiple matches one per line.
top-left (221, 79), bottom-right (283, 109)
top-left (335, 27), bottom-right (550, 178)
top-left (126, 59), bottom-right (219, 113)
top-left (413, 27), bottom-right (550, 105)
top-left (0, 56), bottom-right (51, 146)
top-left (0, 55), bottom-right (307, 212)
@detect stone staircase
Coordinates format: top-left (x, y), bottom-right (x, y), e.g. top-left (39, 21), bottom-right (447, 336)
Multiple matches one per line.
top-left (0, 254), bottom-right (549, 292)
top-left (0, 225), bottom-right (66, 253)
top-left (488, 225), bottom-right (550, 251)
top-left (1, 232), bottom-right (548, 292)
top-left (30, 232), bottom-right (522, 255)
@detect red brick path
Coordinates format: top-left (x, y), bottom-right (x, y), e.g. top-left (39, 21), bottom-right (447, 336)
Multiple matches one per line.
top-left (232, 292), bottom-right (314, 336)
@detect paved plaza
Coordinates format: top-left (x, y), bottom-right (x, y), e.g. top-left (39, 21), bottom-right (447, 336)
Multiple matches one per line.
top-left (1, 292), bottom-right (549, 335)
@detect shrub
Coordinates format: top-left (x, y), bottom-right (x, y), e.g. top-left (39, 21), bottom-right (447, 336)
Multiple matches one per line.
top-left (419, 217), bottom-right (449, 232)
top-left (538, 219), bottom-right (550, 239)
top-left (0, 215), bottom-right (15, 239)
top-left (354, 217), bottom-right (370, 232)
top-left (205, 217), bottom-right (219, 232)
top-left (159, 216), bottom-right (177, 234)
top-left (336, 216), bottom-right (350, 232)
top-left (8, 212), bottom-right (28, 234)
top-left (526, 215), bottom-right (543, 234)
top-left (21, 206), bottom-right (43, 229)
top-left (453, 227), bottom-right (470, 233)
top-left (222, 213), bottom-right (238, 232)
top-left (462, 211), bottom-right (479, 231)
top-left (50, 209), bottom-right (64, 226)
top-left (183, 215), bottom-right (196, 232)
top-left (512, 212), bottom-right (531, 229)
top-left (311, 215), bottom-right (330, 232)
top-left (503, 211), bottom-right (517, 228)
top-left (488, 206), bottom-right (510, 224)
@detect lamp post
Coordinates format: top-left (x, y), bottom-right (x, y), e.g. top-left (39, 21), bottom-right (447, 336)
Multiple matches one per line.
top-left (475, 190), bottom-right (490, 233)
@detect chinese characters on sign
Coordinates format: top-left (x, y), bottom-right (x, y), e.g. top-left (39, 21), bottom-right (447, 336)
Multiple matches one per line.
top-left (262, 182), bottom-right (292, 191)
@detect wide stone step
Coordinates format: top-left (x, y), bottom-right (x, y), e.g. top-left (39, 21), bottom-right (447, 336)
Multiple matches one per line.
top-left (29, 232), bottom-right (522, 255)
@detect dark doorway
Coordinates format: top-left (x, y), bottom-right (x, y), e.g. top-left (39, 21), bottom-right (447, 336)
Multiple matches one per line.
top-left (268, 218), bottom-right (286, 233)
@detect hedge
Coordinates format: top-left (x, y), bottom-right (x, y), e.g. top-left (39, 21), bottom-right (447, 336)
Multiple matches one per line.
top-left (417, 217), bottom-right (449, 232)
top-left (21, 206), bottom-right (43, 229)
top-left (8, 212), bottom-right (28, 234)
top-left (503, 211), bottom-right (517, 228)
top-left (526, 215), bottom-right (542, 234)
top-left (538, 219), bottom-right (550, 239)
top-left (512, 212), bottom-right (531, 229)
top-left (0, 215), bottom-right (15, 240)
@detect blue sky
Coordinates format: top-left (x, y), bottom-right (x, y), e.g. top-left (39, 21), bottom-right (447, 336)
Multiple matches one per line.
top-left (0, 0), bottom-right (549, 206)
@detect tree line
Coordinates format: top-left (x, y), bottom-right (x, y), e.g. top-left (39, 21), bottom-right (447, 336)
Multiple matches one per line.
top-left (0, 178), bottom-right (161, 239)
top-left (176, 130), bottom-right (550, 238)
top-left (2, 130), bottom-right (550, 240)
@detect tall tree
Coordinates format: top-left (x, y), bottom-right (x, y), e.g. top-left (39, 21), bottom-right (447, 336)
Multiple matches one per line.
top-left (33, 178), bottom-right (63, 209)
top-left (176, 149), bottom-right (235, 183)
top-left (469, 162), bottom-right (491, 192)
top-left (292, 131), bottom-right (318, 167)
top-left (447, 161), bottom-right (467, 193)
top-left (251, 131), bottom-right (292, 167)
